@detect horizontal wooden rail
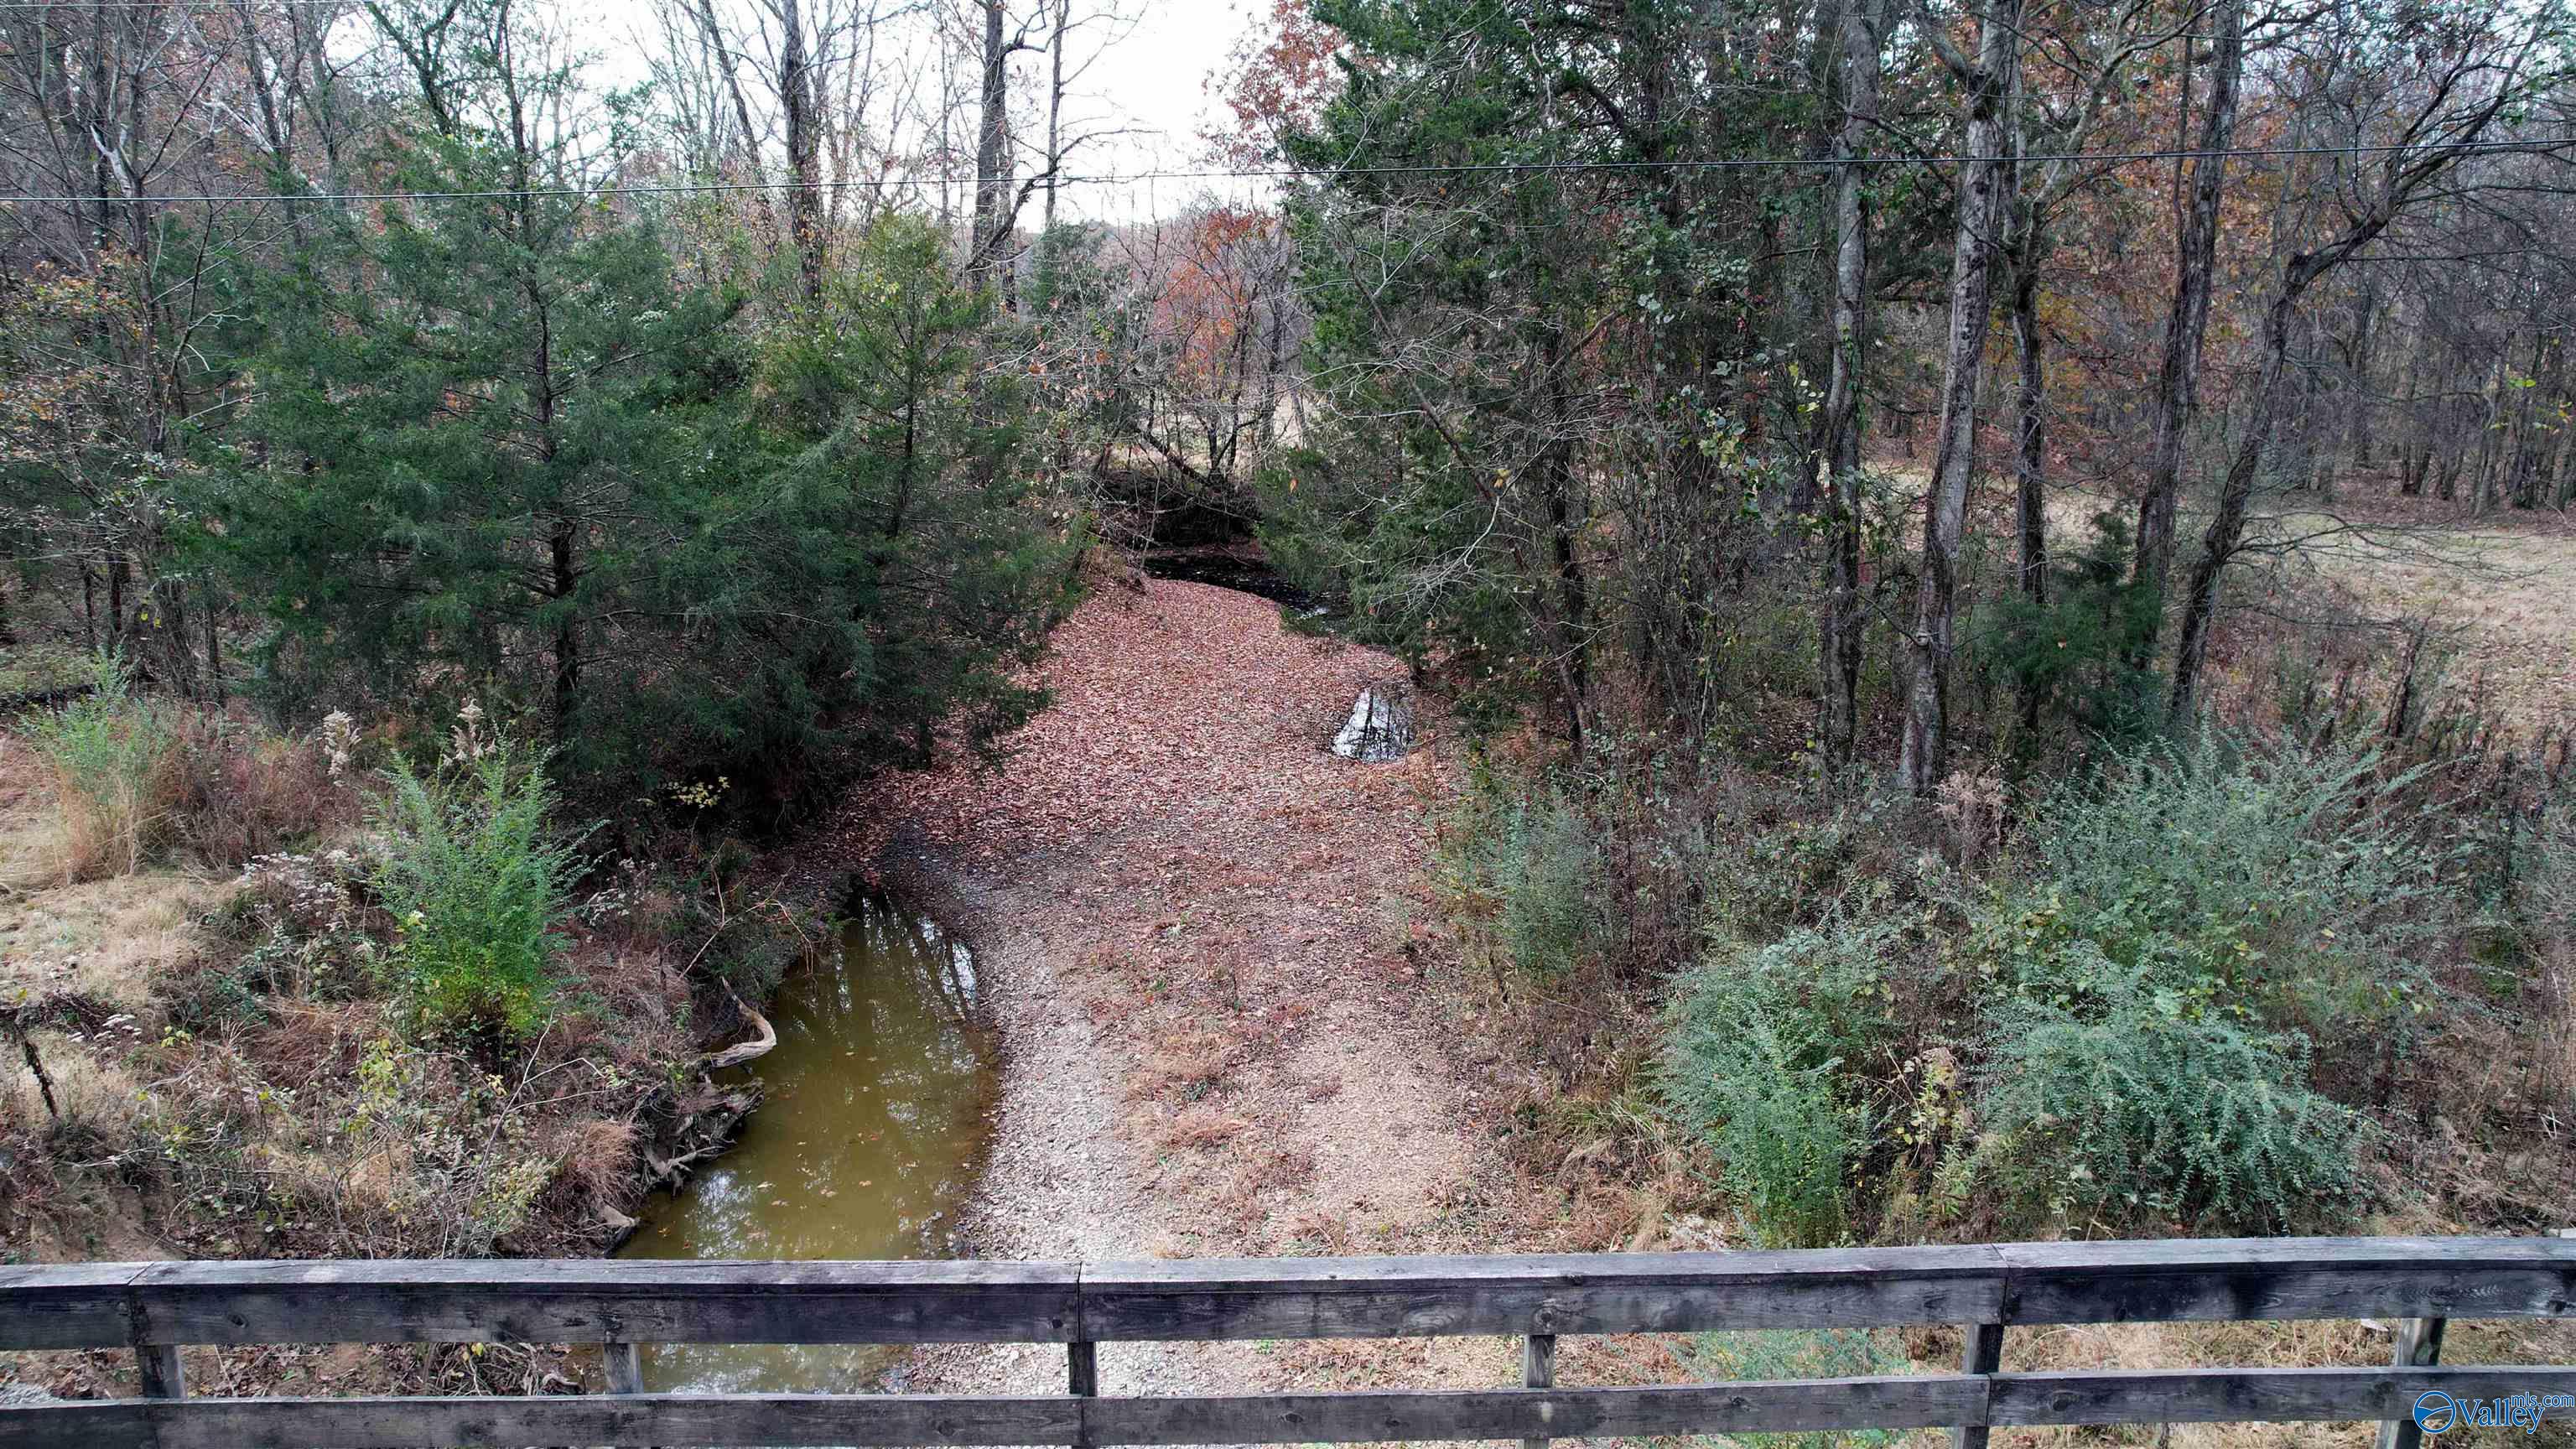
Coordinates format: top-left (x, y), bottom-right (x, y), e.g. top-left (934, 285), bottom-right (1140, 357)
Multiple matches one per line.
top-left (9, 1368), bottom-right (2576, 1448)
top-left (3, 1237), bottom-right (2572, 1448)
top-left (8, 1236), bottom-right (2570, 1351)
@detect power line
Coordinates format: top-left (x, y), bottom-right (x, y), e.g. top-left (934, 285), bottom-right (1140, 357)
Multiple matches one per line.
top-left (3, 134), bottom-right (2568, 207)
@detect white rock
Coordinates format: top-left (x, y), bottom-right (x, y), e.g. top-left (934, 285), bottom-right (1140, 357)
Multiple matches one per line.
top-left (1331, 685), bottom-right (1412, 762)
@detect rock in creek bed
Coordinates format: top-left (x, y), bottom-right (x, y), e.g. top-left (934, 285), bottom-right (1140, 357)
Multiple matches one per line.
top-left (1332, 682), bottom-right (1414, 762)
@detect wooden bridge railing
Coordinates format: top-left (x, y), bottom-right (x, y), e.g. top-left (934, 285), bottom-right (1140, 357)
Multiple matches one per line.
top-left (3, 1236), bottom-right (2573, 1447)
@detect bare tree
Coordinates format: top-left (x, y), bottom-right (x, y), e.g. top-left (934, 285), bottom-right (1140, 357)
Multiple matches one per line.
top-left (1815, 0), bottom-right (1892, 768)
top-left (1898, 0), bottom-right (2027, 797)
top-left (2167, 7), bottom-right (2574, 714)
top-left (2130, 0), bottom-right (2243, 629)
top-left (964, 0), bottom-right (1034, 296)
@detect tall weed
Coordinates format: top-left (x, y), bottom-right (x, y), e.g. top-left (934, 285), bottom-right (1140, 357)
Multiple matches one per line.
top-left (1659, 916), bottom-right (1898, 1247)
top-left (25, 652), bottom-right (179, 880)
top-left (1964, 984), bottom-right (2364, 1232)
top-left (1436, 763), bottom-right (1598, 980)
top-left (369, 724), bottom-right (590, 1039)
top-left (172, 709), bottom-right (344, 866)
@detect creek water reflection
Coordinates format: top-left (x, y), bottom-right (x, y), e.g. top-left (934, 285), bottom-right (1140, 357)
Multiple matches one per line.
top-left (616, 893), bottom-right (995, 1393)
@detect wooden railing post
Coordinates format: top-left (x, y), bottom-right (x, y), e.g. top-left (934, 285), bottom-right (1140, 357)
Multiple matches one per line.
top-left (133, 1341), bottom-right (183, 1402)
top-left (1520, 1332), bottom-right (1556, 1449)
top-left (2376, 1317), bottom-right (2448, 1449)
top-left (1952, 1321), bottom-right (2002, 1449)
top-left (604, 1341), bottom-right (644, 1395)
top-left (1069, 1338), bottom-right (1099, 1449)
top-left (128, 1277), bottom-right (184, 1406)
top-left (603, 1339), bottom-right (647, 1449)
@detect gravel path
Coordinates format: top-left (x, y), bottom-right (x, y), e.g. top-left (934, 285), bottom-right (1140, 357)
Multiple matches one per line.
top-left (823, 580), bottom-right (1528, 1405)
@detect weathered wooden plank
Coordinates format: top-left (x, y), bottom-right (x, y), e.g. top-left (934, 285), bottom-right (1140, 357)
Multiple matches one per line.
top-left (117, 1259), bottom-right (1082, 1346)
top-left (8, 1238), bottom-right (2576, 1358)
top-left (1081, 1247), bottom-right (2009, 1339)
top-left (1992, 1365), bottom-right (2576, 1426)
top-left (12, 1368), bottom-right (2576, 1449)
top-left (0, 1399), bottom-right (154, 1449)
top-left (0, 1394), bottom-right (1083, 1449)
top-left (2000, 1237), bottom-right (2576, 1325)
top-left (1088, 1380), bottom-right (1988, 1444)
top-left (1518, 1331), bottom-right (1556, 1449)
top-left (1067, 1339), bottom-right (1098, 1449)
top-left (0, 1262), bottom-right (143, 1351)
top-left (2376, 1317), bottom-right (2448, 1449)
top-left (132, 1342), bottom-right (184, 1400)
top-left (602, 1340), bottom-right (645, 1395)
top-left (1951, 1320), bottom-right (2003, 1449)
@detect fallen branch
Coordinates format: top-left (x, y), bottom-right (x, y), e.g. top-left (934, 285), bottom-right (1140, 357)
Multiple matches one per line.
top-left (697, 989), bottom-right (776, 1072)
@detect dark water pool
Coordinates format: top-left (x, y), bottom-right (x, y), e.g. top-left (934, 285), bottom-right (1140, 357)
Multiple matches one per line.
top-left (615, 895), bottom-right (995, 1393)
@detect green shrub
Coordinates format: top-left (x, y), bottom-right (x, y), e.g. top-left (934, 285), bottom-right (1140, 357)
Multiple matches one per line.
top-left (1690, 1327), bottom-right (1908, 1449)
top-left (1965, 984), bottom-right (2364, 1232)
top-left (1997, 730), bottom-right (2448, 1040)
top-left (1659, 917), bottom-right (1897, 1247)
top-left (25, 651), bottom-right (179, 880)
top-left (369, 724), bottom-right (590, 1039)
top-left (1980, 511), bottom-right (2163, 743)
top-left (1436, 765), bottom-right (1599, 979)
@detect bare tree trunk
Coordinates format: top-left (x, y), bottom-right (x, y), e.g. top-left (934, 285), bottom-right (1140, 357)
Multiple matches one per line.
top-left (2007, 180), bottom-right (2049, 736)
top-left (688, 0), bottom-right (782, 252)
top-left (969, 0), bottom-right (1019, 302)
top-left (2169, 280), bottom-right (2299, 718)
top-left (1042, 0), bottom-right (1067, 237)
top-left (2132, 0), bottom-right (2242, 629)
top-left (777, 0), bottom-right (823, 301)
top-left (1898, 0), bottom-right (2023, 797)
top-left (1816, 0), bottom-right (1885, 769)
top-left (2343, 278), bottom-right (2378, 470)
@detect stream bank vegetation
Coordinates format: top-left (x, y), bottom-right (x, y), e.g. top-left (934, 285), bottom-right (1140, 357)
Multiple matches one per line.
top-left (1239, 0), bottom-right (2576, 1429)
top-left (1240, 0), bottom-right (2576, 1250)
top-left (3, 0), bottom-right (2576, 1433)
top-left (3, 667), bottom-right (816, 1397)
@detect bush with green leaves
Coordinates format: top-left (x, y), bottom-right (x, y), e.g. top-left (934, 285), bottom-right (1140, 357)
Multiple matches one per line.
top-left (1690, 1327), bottom-right (1909, 1449)
top-left (1963, 982), bottom-right (2364, 1232)
top-left (1434, 765), bottom-right (1599, 979)
top-left (368, 726), bottom-right (590, 1039)
top-left (1979, 511), bottom-right (2164, 742)
top-left (25, 651), bottom-right (179, 880)
top-left (1988, 729), bottom-right (2448, 1044)
top-left (1658, 916), bottom-right (1898, 1247)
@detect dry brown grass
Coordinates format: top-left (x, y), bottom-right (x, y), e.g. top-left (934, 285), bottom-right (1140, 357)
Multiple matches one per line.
top-left (1, 1029), bottom-right (143, 1137)
top-left (0, 865), bottom-right (228, 1006)
top-left (47, 755), bottom-right (182, 885)
top-left (2538, 963), bottom-right (2576, 1119)
top-left (1135, 1027), bottom-right (1233, 1099)
top-left (526, 1115), bottom-right (642, 1236)
top-left (169, 709), bottom-right (347, 867)
top-left (2267, 507), bottom-right (2576, 728)
top-left (1155, 1105), bottom-right (1249, 1149)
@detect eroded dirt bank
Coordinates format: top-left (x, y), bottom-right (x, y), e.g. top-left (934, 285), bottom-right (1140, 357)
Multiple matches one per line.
top-left (812, 579), bottom-right (1543, 1398)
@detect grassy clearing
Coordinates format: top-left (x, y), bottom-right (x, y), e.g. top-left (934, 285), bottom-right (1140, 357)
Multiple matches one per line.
top-left (2272, 507), bottom-right (2576, 730)
top-left (0, 692), bottom-right (784, 1402)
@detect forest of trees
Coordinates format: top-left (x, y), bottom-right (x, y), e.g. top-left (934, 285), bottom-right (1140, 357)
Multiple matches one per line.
top-left (0, 0), bottom-right (1317, 818)
top-left (9, 0), bottom-right (2567, 802)
top-left (5, 0), bottom-right (2575, 1249)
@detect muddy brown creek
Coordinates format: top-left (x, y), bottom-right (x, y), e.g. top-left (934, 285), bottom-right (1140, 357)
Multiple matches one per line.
top-left (616, 893), bottom-right (997, 1392)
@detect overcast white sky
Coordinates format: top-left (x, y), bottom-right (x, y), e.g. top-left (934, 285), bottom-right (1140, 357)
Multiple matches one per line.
top-left (547, 0), bottom-right (1270, 221)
